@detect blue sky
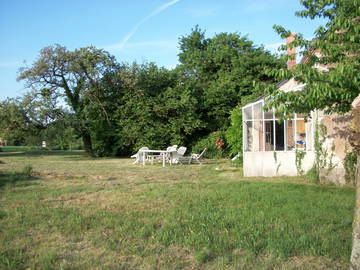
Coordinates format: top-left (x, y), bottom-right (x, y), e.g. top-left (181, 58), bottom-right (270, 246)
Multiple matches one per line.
top-left (0, 0), bottom-right (327, 100)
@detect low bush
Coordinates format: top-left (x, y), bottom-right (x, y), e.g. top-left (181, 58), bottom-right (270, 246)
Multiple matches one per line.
top-left (21, 164), bottom-right (33, 178)
top-left (306, 165), bottom-right (319, 184)
top-left (192, 131), bottom-right (228, 159)
top-left (343, 150), bottom-right (357, 185)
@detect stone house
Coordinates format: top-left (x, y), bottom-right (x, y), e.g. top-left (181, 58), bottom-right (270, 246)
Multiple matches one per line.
top-left (242, 34), bottom-right (353, 185)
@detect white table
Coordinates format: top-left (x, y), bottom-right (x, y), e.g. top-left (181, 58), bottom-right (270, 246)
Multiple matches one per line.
top-left (138, 149), bottom-right (176, 167)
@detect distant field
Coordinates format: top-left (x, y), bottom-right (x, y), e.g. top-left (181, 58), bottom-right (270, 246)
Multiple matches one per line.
top-left (0, 148), bottom-right (355, 269)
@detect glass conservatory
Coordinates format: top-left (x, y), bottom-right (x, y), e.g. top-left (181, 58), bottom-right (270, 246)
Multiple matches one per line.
top-left (242, 98), bottom-right (316, 177)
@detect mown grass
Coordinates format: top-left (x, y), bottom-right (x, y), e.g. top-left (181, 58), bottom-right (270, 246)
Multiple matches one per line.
top-left (0, 147), bottom-right (355, 269)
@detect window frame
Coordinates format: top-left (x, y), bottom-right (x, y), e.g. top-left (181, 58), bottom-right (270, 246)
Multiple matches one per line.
top-left (242, 99), bottom-right (311, 153)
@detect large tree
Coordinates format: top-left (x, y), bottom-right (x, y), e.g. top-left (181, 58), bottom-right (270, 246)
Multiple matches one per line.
top-left (263, 0), bottom-right (359, 268)
top-left (0, 93), bottom-right (78, 148)
top-left (18, 45), bottom-right (119, 156)
top-left (178, 27), bottom-right (284, 134)
top-left (0, 98), bottom-right (28, 145)
top-left (115, 63), bottom-right (203, 154)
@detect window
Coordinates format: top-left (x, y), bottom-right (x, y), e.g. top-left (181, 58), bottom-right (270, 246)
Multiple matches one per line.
top-left (243, 100), bottom-right (313, 152)
top-left (253, 120), bottom-right (264, 151)
top-left (295, 119), bottom-right (306, 150)
top-left (286, 120), bottom-right (295, 150)
top-left (265, 120), bottom-right (273, 151)
top-left (275, 121), bottom-right (285, 150)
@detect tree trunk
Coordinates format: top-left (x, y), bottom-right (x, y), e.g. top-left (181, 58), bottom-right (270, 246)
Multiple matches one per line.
top-left (350, 155), bottom-right (360, 269)
top-left (350, 102), bottom-right (360, 269)
top-left (81, 131), bottom-right (94, 157)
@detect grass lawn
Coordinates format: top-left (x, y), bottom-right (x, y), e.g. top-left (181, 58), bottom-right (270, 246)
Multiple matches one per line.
top-left (0, 148), bottom-right (355, 269)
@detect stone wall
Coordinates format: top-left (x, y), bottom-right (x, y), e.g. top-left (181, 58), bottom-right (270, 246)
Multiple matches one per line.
top-left (319, 113), bottom-right (353, 185)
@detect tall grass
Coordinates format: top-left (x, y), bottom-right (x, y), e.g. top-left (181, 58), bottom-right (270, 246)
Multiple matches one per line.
top-left (0, 150), bottom-right (355, 269)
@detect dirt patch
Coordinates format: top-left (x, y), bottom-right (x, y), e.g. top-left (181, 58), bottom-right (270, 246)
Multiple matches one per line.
top-left (280, 256), bottom-right (347, 270)
top-left (32, 172), bottom-right (79, 179)
top-left (33, 172), bottom-right (110, 181)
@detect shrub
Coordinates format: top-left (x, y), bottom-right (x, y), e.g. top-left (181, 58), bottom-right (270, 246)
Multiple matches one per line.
top-left (343, 150), bottom-right (357, 185)
top-left (306, 165), bottom-right (319, 184)
top-left (192, 131), bottom-right (228, 159)
top-left (195, 247), bottom-right (213, 263)
top-left (21, 164), bottom-right (33, 178)
top-left (225, 105), bottom-right (243, 157)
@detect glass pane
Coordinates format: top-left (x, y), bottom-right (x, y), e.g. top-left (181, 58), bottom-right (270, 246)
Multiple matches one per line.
top-left (245, 121), bottom-right (253, 151)
top-left (296, 119), bottom-right (306, 150)
top-left (253, 121), bottom-right (264, 151)
top-left (243, 106), bottom-right (253, 120)
top-left (275, 121), bottom-right (285, 151)
top-left (253, 102), bottom-right (263, 120)
top-left (264, 110), bottom-right (273, 120)
top-left (286, 120), bottom-right (295, 150)
top-left (265, 120), bottom-right (274, 151)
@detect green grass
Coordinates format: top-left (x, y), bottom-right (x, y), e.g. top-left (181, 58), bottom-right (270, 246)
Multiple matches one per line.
top-left (0, 148), bottom-right (355, 269)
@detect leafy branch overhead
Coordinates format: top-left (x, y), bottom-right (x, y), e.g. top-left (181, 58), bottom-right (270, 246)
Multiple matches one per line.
top-left (262, 0), bottom-right (359, 115)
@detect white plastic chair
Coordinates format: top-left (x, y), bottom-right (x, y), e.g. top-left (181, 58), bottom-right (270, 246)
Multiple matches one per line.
top-left (172, 146), bottom-right (187, 164)
top-left (131, 146), bottom-right (149, 164)
top-left (178, 148), bottom-right (207, 164)
top-left (189, 148), bottom-right (207, 164)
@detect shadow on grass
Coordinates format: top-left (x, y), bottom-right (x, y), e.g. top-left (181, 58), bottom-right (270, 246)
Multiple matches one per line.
top-left (0, 149), bottom-right (85, 158)
top-left (0, 171), bottom-right (41, 188)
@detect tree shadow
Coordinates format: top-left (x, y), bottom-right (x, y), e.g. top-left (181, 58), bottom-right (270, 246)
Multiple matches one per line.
top-left (0, 150), bottom-right (85, 158)
top-left (0, 171), bottom-right (41, 188)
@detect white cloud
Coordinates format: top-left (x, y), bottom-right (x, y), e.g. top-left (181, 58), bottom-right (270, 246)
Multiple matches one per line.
top-left (115, 0), bottom-right (181, 50)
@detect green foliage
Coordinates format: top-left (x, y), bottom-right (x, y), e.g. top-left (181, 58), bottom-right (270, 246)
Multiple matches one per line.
top-left (178, 26), bottom-right (284, 133)
top-left (21, 165), bottom-right (33, 178)
top-left (308, 122), bottom-right (327, 183)
top-left (295, 150), bottom-right (306, 176)
top-left (225, 105), bottom-right (243, 157)
top-left (343, 150), bottom-right (357, 185)
top-left (0, 96), bottom-right (82, 150)
top-left (312, 122), bottom-right (337, 183)
top-left (17, 45), bottom-right (119, 157)
top-left (273, 152), bottom-right (282, 175)
top-left (0, 98), bottom-right (28, 145)
top-left (14, 28), bottom-right (284, 158)
top-left (192, 131), bottom-right (227, 159)
top-left (306, 165), bottom-right (320, 184)
top-left (263, 0), bottom-right (359, 115)
top-left (115, 63), bottom-right (203, 155)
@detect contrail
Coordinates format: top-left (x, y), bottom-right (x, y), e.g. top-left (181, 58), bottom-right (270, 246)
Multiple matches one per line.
top-left (118, 0), bottom-right (181, 49)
